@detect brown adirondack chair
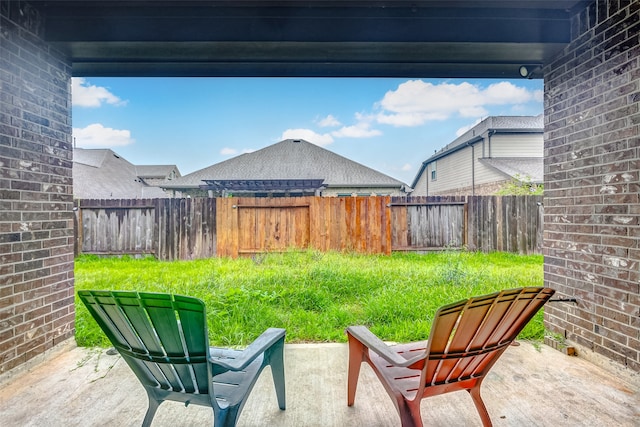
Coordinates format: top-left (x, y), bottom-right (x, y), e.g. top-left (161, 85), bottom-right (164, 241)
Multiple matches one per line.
top-left (346, 286), bottom-right (555, 427)
top-left (78, 290), bottom-right (286, 427)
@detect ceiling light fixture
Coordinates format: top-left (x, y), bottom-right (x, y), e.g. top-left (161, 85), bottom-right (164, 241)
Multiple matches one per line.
top-left (519, 65), bottom-right (542, 79)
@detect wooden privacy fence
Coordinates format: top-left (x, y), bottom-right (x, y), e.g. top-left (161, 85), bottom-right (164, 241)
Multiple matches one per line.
top-left (74, 195), bottom-right (543, 260)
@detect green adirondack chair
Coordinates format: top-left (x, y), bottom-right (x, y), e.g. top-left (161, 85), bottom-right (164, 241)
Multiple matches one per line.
top-left (78, 290), bottom-right (286, 427)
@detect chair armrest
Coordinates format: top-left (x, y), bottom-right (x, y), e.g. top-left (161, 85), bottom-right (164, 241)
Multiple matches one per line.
top-left (347, 325), bottom-right (425, 368)
top-left (210, 327), bottom-right (285, 371)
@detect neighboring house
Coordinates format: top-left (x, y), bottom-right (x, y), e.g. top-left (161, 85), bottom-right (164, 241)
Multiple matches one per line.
top-left (136, 165), bottom-right (180, 186)
top-left (73, 148), bottom-right (180, 199)
top-left (161, 139), bottom-right (409, 197)
top-left (411, 115), bottom-right (543, 196)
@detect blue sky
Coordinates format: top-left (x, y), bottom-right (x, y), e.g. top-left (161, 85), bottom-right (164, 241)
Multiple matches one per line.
top-left (72, 77), bottom-right (543, 185)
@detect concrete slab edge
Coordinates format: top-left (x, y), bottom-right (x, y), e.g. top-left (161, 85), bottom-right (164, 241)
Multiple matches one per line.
top-left (0, 338), bottom-right (77, 388)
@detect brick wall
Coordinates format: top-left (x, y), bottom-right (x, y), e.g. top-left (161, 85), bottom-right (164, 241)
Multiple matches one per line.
top-left (544, 0), bottom-right (640, 372)
top-left (0, 3), bottom-right (74, 374)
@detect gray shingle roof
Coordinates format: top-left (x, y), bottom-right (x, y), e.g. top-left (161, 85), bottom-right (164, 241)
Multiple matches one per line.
top-left (73, 148), bottom-right (108, 168)
top-left (136, 165), bottom-right (180, 179)
top-left (479, 157), bottom-right (543, 183)
top-left (162, 139), bottom-right (407, 189)
top-left (73, 148), bottom-right (172, 199)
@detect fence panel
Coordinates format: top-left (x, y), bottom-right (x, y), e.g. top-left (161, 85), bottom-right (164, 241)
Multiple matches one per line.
top-left (155, 198), bottom-right (217, 260)
top-left (77, 199), bottom-right (156, 256)
top-left (76, 198), bottom-right (216, 260)
top-left (310, 196), bottom-right (391, 255)
top-left (466, 195), bottom-right (543, 254)
top-left (390, 196), bottom-right (467, 251)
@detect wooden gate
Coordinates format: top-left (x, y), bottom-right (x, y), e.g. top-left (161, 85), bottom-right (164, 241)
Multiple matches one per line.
top-left (216, 196), bottom-right (391, 258)
top-left (237, 203), bottom-right (311, 255)
top-left (216, 197), bottom-right (312, 257)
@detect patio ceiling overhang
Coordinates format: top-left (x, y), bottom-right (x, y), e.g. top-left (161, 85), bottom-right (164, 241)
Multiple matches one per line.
top-left (31, 0), bottom-right (591, 78)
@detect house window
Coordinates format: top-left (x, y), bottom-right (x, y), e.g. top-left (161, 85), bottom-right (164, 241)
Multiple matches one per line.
top-left (431, 161), bottom-right (437, 181)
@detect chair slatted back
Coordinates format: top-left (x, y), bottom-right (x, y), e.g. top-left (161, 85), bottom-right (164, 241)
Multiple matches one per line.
top-left (423, 287), bottom-right (554, 388)
top-left (78, 290), bottom-right (211, 394)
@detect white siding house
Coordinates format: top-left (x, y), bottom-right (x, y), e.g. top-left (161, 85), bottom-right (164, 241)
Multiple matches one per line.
top-left (411, 116), bottom-right (543, 196)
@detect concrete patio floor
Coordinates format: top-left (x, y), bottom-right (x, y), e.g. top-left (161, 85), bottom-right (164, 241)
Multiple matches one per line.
top-left (0, 341), bottom-right (638, 427)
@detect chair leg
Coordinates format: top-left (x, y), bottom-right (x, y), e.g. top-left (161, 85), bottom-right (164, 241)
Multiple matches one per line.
top-left (141, 395), bottom-right (161, 427)
top-left (346, 334), bottom-right (366, 406)
top-left (468, 385), bottom-right (493, 427)
top-left (214, 405), bottom-right (241, 427)
top-left (269, 340), bottom-right (286, 410)
top-left (398, 400), bottom-right (424, 427)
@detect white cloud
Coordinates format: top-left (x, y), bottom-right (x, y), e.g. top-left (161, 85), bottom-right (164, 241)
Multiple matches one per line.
top-left (376, 112), bottom-right (448, 126)
top-left (331, 122), bottom-right (381, 138)
top-left (401, 163), bottom-right (412, 171)
top-left (533, 89), bottom-right (544, 102)
top-left (316, 114), bottom-right (341, 127)
top-left (455, 118), bottom-right (483, 137)
top-left (482, 81), bottom-right (533, 104)
top-left (72, 78), bottom-right (126, 108)
top-left (73, 124), bottom-right (134, 148)
top-left (458, 106), bottom-right (488, 118)
top-left (329, 112), bottom-right (382, 138)
top-left (376, 80), bottom-right (540, 127)
top-left (281, 129), bottom-right (334, 146)
top-left (221, 147), bottom-right (254, 156)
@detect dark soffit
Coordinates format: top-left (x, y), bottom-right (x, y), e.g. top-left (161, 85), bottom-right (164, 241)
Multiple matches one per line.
top-left (32, 1), bottom-right (591, 78)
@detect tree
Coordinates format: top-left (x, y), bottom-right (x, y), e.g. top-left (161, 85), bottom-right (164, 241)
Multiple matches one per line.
top-left (495, 174), bottom-right (543, 195)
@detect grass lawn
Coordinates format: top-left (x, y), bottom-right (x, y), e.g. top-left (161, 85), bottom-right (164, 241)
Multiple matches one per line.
top-left (74, 250), bottom-right (545, 348)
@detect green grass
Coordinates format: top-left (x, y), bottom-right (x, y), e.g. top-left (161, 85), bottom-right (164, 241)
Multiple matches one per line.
top-left (74, 250), bottom-right (545, 348)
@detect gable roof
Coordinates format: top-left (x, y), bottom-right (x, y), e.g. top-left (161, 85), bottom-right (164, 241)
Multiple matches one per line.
top-left (73, 148), bottom-right (174, 199)
top-left (74, 147), bottom-right (109, 168)
top-left (479, 157), bottom-right (543, 184)
top-left (162, 139), bottom-right (407, 190)
top-left (136, 165), bottom-right (180, 179)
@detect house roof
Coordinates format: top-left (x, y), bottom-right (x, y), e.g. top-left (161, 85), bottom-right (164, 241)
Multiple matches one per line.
top-left (411, 115), bottom-right (543, 188)
top-left (73, 148), bottom-right (174, 199)
top-left (73, 148), bottom-right (109, 168)
top-left (135, 165), bottom-right (180, 179)
top-left (162, 139), bottom-right (407, 190)
top-left (479, 157), bottom-right (543, 184)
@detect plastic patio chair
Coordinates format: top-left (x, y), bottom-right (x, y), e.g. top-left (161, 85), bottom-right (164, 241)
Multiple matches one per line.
top-left (346, 286), bottom-right (555, 427)
top-left (78, 290), bottom-right (286, 427)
